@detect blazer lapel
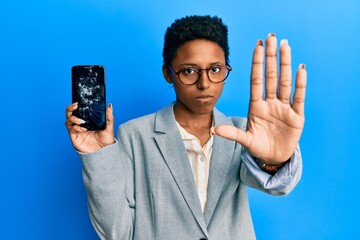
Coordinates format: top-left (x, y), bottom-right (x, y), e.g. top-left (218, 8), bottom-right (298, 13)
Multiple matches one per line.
top-left (153, 104), bottom-right (208, 237)
top-left (204, 108), bottom-right (236, 224)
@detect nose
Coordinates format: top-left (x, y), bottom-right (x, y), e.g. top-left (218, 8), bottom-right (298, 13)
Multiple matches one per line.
top-left (196, 70), bottom-right (211, 89)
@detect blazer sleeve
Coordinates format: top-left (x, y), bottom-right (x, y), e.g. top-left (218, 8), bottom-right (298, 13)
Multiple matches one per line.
top-left (240, 145), bottom-right (302, 196)
top-left (79, 125), bottom-right (135, 239)
top-left (230, 116), bottom-right (302, 196)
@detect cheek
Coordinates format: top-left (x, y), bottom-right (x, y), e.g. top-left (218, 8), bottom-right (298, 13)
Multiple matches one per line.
top-left (174, 86), bottom-right (192, 100)
top-left (213, 84), bottom-right (225, 97)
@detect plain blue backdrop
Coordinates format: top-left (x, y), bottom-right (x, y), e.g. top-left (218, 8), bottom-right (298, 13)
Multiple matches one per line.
top-left (1, 0), bottom-right (359, 239)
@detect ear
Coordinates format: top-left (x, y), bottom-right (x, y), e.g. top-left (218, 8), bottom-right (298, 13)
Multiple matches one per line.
top-left (162, 65), bottom-right (173, 84)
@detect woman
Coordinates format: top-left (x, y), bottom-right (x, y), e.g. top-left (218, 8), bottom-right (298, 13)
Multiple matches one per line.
top-left (65, 15), bottom-right (306, 240)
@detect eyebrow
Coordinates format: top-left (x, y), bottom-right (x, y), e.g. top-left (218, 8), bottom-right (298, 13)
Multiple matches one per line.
top-left (178, 62), bottom-right (224, 68)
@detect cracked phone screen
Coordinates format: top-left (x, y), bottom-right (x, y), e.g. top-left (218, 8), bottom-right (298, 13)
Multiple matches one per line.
top-left (72, 65), bottom-right (106, 130)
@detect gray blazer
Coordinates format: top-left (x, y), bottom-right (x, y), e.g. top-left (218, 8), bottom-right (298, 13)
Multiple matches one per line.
top-left (80, 103), bottom-right (302, 240)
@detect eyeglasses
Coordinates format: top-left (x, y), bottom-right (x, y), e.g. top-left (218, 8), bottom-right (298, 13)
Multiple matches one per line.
top-left (168, 64), bottom-right (232, 86)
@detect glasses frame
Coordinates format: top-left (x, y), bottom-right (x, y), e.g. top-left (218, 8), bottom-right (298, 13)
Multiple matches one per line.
top-left (167, 64), bottom-right (232, 86)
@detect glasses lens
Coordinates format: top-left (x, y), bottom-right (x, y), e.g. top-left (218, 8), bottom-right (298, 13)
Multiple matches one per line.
top-left (177, 65), bottom-right (230, 85)
top-left (208, 65), bottom-right (229, 82)
top-left (179, 68), bottom-right (199, 85)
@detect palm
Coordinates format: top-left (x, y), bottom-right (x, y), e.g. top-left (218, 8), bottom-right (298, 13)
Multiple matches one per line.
top-left (66, 103), bottom-right (115, 153)
top-left (70, 129), bottom-right (114, 153)
top-left (245, 98), bottom-right (304, 163)
top-left (213, 35), bottom-right (307, 164)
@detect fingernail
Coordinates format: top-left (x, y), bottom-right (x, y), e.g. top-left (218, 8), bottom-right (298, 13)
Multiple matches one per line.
top-left (299, 64), bottom-right (306, 70)
top-left (78, 118), bottom-right (86, 124)
top-left (280, 39), bottom-right (288, 46)
top-left (268, 33), bottom-right (276, 38)
top-left (210, 127), bottom-right (216, 136)
top-left (256, 39), bottom-right (263, 46)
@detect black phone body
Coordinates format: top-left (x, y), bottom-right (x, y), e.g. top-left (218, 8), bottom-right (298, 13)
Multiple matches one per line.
top-left (72, 65), bottom-right (106, 130)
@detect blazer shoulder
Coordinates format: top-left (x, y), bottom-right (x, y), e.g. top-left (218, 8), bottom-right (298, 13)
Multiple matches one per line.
top-left (116, 103), bottom-right (174, 136)
top-left (119, 112), bottom-right (156, 132)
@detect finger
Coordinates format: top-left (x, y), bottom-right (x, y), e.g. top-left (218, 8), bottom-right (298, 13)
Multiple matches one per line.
top-left (68, 115), bottom-right (86, 125)
top-left (65, 119), bottom-right (73, 130)
top-left (292, 64), bottom-right (307, 115)
top-left (65, 116), bottom-right (85, 131)
top-left (65, 119), bottom-right (87, 132)
top-left (211, 125), bottom-right (252, 149)
top-left (105, 103), bottom-right (114, 133)
top-left (265, 33), bottom-right (278, 100)
top-left (72, 125), bottom-right (88, 133)
top-left (65, 116), bottom-right (86, 129)
top-left (279, 39), bottom-right (292, 104)
top-left (66, 102), bottom-right (78, 119)
top-left (250, 39), bottom-right (265, 102)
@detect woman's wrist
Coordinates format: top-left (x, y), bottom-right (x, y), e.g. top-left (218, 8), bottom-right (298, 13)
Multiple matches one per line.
top-left (254, 158), bottom-right (289, 175)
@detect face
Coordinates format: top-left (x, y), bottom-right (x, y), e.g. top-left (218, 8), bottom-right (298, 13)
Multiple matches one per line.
top-left (163, 39), bottom-right (226, 115)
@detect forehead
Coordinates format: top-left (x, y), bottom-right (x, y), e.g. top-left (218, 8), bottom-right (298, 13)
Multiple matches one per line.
top-left (172, 39), bottom-right (226, 66)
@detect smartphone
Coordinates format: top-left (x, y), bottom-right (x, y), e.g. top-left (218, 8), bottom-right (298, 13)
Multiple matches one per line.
top-left (72, 65), bottom-right (106, 130)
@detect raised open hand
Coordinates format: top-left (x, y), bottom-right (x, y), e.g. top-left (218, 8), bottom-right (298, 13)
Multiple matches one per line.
top-left (212, 34), bottom-right (307, 164)
top-left (65, 102), bottom-right (115, 153)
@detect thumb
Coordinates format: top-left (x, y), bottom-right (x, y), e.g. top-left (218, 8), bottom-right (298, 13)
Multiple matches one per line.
top-left (211, 125), bottom-right (251, 149)
top-left (105, 103), bottom-right (114, 133)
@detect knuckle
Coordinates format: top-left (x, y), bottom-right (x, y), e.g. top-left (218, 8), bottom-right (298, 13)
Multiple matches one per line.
top-left (293, 97), bottom-right (304, 104)
top-left (280, 62), bottom-right (291, 68)
top-left (279, 81), bottom-right (291, 88)
top-left (251, 77), bottom-right (263, 85)
top-left (69, 116), bottom-right (79, 124)
top-left (280, 97), bottom-right (290, 103)
top-left (265, 71), bottom-right (277, 79)
top-left (265, 50), bottom-right (277, 56)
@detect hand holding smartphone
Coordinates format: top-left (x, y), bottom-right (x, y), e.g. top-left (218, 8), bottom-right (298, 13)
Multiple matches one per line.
top-left (72, 65), bottom-right (106, 130)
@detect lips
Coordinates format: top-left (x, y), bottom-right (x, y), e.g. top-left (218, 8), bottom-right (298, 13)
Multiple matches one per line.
top-left (195, 95), bottom-right (213, 102)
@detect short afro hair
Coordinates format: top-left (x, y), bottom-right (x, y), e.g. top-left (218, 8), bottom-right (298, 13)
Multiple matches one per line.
top-left (163, 15), bottom-right (229, 67)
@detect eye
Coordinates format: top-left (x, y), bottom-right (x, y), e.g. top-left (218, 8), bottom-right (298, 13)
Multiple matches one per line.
top-left (182, 68), bottom-right (197, 75)
top-left (210, 66), bottom-right (222, 73)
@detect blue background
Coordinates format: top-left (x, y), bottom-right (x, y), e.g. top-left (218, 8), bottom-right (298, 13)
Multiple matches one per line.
top-left (1, 0), bottom-right (359, 239)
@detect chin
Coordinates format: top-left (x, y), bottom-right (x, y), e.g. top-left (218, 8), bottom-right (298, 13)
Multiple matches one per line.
top-left (176, 99), bottom-right (216, 115)
top-left (193, 105), bottom-right (214, 115)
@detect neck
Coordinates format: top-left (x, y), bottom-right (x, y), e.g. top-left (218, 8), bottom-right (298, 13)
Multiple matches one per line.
top-left (173, 102), bottom-right (213, 129)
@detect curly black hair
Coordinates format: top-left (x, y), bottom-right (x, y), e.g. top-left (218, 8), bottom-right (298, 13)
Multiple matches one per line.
top-left (163, 15), bottom-right (229, 67)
